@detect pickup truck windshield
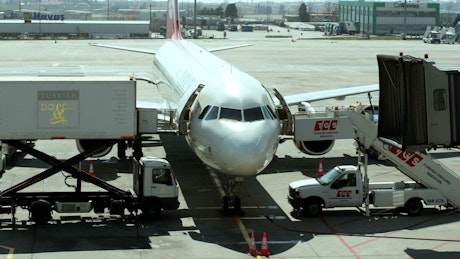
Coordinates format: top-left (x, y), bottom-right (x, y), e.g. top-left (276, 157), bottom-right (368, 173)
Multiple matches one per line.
top-left (317, 168), bottom-right (341, 185)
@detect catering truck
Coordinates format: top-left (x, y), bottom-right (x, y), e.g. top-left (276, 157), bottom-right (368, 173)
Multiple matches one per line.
top-left (0, 77), bottom-right (180, 223)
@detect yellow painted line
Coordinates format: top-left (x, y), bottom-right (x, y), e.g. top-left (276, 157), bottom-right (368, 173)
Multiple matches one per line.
top-left (234, 216), bottom-right (251, 246)
top-left (209, 171), bottom-right (226, 197)
top-left (208, 169), bottom-right (262, 258)
top-left (0, 245), bottom-right (14, 259)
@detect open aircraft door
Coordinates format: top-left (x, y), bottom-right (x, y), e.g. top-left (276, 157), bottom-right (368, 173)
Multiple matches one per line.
top-left (177, 84), bottom-right (204, 135)
top-left (271, 88), bottom-right (293, 135)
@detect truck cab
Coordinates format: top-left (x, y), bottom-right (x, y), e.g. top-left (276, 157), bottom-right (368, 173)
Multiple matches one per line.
top-left (133, 156), bottom-right (180, 218)
top-left (289, 165), bottom-right (363, 216)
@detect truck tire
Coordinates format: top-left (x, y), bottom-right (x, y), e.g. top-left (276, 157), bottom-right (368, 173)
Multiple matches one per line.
top-left (141, 202), bottom-right (162, 220)
top-left (109, 200), bottom-right (125, 216)
top-left (405, 198), bottom-right (423, 216)
top-left (30, 200), bottom-right (52, 224)
top-left (302, 198), bottom-right (322, 217)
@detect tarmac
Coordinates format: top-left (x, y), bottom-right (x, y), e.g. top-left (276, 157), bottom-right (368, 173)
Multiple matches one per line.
top-left (1, 28), bottom-right (460, 258)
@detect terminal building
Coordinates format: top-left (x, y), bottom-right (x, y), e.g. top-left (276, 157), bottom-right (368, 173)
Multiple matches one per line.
top-left (0, 9), bottom-right (158, 39)
top-left (0, 20), bottom-right (150, 39)
top-left (338, 1), bottom-right (440, 36)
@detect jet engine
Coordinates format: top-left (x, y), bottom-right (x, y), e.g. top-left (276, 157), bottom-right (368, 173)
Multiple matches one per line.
top-left (76, 139), bottom-right (113, 158)
top-left (293, 101), bottom-right (336, 156)
top-left (294, 139), bottom-right (335, 156)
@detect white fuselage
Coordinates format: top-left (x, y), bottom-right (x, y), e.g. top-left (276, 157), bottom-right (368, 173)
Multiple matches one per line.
top-left (152, 40), bottom-right (280, 177)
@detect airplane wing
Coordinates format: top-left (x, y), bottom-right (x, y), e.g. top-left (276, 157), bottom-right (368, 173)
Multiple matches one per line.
top-left (89, 43), bottom-right (253, 55)
top-left (207, 44), bottom-right (254, 52)
top-left (89, 43), bottom-right (157, 55)
top-left (282, 84), bottom-right (379, 106)
top-left (136, 100), bottom-right (177, 110)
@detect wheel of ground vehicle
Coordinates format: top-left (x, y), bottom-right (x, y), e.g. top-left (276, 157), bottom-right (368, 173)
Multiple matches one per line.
top-left (405, 198), bottom-right (423, 216)
top-left (141, 201), bottom-right (162, 220)
top-left (302, 198), bottom-right (323, 217)
top-left (29, 199), bottom-right (52, 224)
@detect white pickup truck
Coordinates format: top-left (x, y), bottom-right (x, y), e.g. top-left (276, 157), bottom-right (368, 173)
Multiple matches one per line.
top-left (288, 165), bottom-right (449, 217)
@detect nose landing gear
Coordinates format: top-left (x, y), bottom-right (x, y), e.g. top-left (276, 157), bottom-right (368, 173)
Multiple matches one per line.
top-left (221, 176), bottom-right (244, 216)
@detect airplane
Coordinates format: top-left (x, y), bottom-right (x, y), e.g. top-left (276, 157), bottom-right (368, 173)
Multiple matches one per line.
top-left (88, 0), bottom-right (379, 212)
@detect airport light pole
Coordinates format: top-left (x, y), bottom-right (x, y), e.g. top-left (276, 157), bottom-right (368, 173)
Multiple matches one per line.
top-left (39, 0), bottom-right (41, 38)
top-left (266, 0), bottom-right (269, 31)
top-left (149, 3), bottom-right (152, 34)
top-left (193, 0), bottom-right (197, 39)
top-left (403, 0), bottom-right (407, 38)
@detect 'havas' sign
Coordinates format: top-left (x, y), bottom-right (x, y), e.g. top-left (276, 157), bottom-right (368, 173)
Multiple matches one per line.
top-left (23, 12), bottom-right (65, 21)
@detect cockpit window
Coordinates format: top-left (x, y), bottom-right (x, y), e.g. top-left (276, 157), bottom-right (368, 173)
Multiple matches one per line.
top-left (262, 106), bottom-right (275, 120)
top-left (202, 105), bottom-right (275, 122)
top-left (220, 107), bottom-right (242, 121)
top-left (244, 107), bottom-right (264, 122)
top-left (199, 105), bottom-right (211, 119)
top-left (205, 106), bottom-right (219, 120)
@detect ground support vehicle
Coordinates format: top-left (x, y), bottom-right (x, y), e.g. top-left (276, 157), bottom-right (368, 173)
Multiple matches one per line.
top-left (289, 105), bottom-right (460, 217)
top-left (289, 159), bottom-right (447, 217)
top-left (0, 77), bottom-right (179, 224)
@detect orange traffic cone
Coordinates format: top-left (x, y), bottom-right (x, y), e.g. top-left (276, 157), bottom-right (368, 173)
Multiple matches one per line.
top-left (259, 232), bottom-right (270, 257)
top-left (247, 232), bottom-right (258, 256)
top-left (317, 159), bottom-right (324, 177)
top-left (89, 161), bottom-right (95, 176)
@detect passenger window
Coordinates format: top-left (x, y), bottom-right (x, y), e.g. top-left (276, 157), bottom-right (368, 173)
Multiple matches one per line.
top-left (205, 106), bottom-right (219, 120)
top-left (433, 89), bottom-right (446, 111)
top-left (151, 169), bottom-right (172, 185)
top-left (220, 107), bottom-right (242, 121)
top-left (244, 107), bottom-right (264, 122)
top-left (198, 105), bottom-right (211, 119)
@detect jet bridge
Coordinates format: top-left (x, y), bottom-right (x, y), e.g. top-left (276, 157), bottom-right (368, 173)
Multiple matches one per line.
top-left (376, 54), bottom-right (460, 152)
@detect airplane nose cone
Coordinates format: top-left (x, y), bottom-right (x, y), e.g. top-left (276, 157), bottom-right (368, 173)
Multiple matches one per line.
top-left (219, 132), bottom-right (272, 176)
